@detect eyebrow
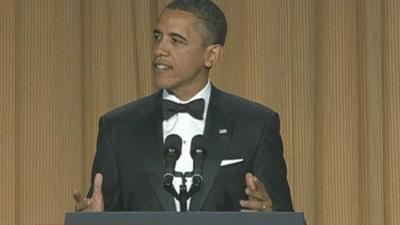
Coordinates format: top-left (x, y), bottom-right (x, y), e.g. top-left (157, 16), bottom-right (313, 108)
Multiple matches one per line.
top-left (153, 29), bottom-right (188, 43)
top-left (170, 32), bottom-right (188, 43)
top-left (153, 29), bottom-right (161, 35)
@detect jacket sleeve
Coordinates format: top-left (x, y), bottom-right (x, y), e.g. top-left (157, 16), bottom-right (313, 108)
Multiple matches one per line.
top-left (252, 112), bottom-right (294, 211)
top-left (87, 116), bottom-right (122, 211)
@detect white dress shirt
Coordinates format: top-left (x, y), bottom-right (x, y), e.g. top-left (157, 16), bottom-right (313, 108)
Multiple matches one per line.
top-left (162, 80), bottom-right (211, 211)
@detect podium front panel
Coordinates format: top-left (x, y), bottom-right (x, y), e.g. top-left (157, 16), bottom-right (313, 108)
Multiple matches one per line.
top-left (65, 211), bottom-right (306, 225)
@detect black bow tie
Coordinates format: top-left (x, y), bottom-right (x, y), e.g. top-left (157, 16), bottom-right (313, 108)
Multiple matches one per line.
top-left (162, 99), bottom-right (205, 120)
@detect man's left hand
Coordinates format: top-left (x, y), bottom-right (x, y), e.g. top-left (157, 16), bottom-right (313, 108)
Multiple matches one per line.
top-left (240, 172), bottom-right (272, 211)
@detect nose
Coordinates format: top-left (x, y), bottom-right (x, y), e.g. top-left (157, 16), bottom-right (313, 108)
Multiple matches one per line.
top-left (154, 38), bottom-right (169, 57)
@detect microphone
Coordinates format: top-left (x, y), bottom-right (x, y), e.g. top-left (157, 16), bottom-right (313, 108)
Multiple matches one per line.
top-left (163, 134), bottom-right (182, 188)
top-left (190, 135), bottom-right (207, 187)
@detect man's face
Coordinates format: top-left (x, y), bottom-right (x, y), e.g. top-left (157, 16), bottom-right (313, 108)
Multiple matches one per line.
top-left (153, 9), bottom-right (209, 99)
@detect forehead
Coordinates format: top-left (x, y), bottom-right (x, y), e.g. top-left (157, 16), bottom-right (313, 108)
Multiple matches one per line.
top-left (156, 9), bottom-right (198, 34)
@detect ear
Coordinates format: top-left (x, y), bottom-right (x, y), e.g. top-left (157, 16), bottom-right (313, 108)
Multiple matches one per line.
top-left (204, 44), bottom-right (224, 68)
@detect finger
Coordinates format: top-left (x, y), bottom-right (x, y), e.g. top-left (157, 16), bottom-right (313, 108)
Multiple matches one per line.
top-left (72, 189), bottom-right (83, 202)
top-left (93, 173), bottom-right (103, 197)
top-left (245, 188), bottom-right (265, 201)
top-left (245, 173), bottom-right (256, 190)
top-left (252, 176), bottom-right (272, 200)
top-left (239, 199), bottom-right (260, 210)
top-left (253, 176), bottom-right (266, 192)
top-left (240, 200), bottom-right (272, 211)
top-left (75, 198), bottom-right (91, 212)
top-left (92, 173), bottom-right (104, 211)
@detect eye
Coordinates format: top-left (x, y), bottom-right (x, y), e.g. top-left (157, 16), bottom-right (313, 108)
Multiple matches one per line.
top-left (172, 37), bottom-right (185, 45)
top-left (153, 33), bottom-right (161, 41)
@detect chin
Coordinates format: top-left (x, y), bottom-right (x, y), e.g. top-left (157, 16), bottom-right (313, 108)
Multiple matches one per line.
top-left (154, 78), bottom-right (175, 90)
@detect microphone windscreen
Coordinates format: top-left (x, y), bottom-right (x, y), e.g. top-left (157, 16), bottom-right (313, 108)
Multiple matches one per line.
top-left (190, 135), bottom-right (206, 157)
top-left (163, 134), bottom-right (182, 158)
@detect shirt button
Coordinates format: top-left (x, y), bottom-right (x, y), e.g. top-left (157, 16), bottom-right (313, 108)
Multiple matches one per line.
top-left (183, 140), bottom-right (187, 144)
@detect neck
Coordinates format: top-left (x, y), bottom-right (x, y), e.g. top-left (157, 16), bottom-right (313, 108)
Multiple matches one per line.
top-left (168, 79), bottom-right (208, 101)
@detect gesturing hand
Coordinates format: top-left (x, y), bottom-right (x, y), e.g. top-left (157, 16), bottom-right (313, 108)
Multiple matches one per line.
top-left (240, 172), bottom-right (273, 211)
top-left (73, 173), bottom-right (104, 212)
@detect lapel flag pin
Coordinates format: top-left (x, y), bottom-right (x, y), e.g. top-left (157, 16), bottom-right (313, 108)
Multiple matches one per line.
top-left (219, 129), bottom-right (228, 134)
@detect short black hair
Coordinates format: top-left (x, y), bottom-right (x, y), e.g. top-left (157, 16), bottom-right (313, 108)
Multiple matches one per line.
top-left (165, 0), bottom-right (228, 46)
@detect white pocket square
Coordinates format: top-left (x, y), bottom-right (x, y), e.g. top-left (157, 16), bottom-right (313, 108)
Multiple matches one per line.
top-left (220, 158), bottom-right (244, 167)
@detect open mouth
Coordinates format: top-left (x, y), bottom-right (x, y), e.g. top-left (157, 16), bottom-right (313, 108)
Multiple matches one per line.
top-left (154, 62), bottom-right (173, 71)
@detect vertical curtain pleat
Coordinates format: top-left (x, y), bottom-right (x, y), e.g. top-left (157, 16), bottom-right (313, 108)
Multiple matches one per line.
top-left (383, 1), bottom-right (400, 225)
top-left (0, 0), bottom-right (16, 225)
top-left (314, 1), bottom-right (360, 225)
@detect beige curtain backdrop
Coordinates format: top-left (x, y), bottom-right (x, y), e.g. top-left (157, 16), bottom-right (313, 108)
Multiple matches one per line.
top-left (1, 0), bottom-right (399, 225)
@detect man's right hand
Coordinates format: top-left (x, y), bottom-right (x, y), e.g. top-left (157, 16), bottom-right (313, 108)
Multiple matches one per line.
top-left (73, 173), bottom-right (104, 212)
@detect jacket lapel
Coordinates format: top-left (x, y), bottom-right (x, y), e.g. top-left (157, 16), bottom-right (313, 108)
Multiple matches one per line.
top-left (189, 87), bottom-right (233, 211)
top-left (136, 92), bottom-right (176, 211)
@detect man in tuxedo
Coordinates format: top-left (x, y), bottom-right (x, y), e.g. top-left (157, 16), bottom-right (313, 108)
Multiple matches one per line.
top-left (73, 0), bottom-right (293, 212)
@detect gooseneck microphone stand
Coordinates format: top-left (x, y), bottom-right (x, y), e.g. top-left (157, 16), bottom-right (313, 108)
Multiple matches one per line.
top-left (163, 171), bottom-right (202, 212)
top-left (163, 134), bottom-right (205, 212)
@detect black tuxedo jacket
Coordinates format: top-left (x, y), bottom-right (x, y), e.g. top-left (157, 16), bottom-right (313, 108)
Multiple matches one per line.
top-left (88, 86), bottom-right (293, 211)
